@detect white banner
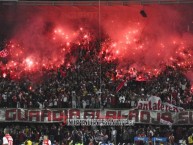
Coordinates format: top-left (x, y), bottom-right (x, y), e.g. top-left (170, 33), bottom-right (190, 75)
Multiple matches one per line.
top-left (137, 96), bottom-right (184, 112)
top-left (0, 108), bottom-right (192, 125)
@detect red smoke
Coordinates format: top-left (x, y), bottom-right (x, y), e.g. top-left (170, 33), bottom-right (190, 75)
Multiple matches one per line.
top-left (0, 5), bottom-right (193, 81)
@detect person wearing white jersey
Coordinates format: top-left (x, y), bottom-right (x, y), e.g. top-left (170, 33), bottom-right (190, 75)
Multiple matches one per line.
top-left (2, 128), bottom-right (13, 145)
top-left (42, 135), bottom-right (51, 145)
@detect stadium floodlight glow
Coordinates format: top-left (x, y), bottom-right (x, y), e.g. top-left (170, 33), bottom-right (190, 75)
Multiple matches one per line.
top-left (140, 9), bottom-right (147, 17)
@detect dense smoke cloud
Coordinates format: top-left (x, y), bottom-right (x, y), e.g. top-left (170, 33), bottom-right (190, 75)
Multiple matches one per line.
top-left (0, 4), bottom-right (193, 80)
top-left (101, 5), bottom-right (193, 75)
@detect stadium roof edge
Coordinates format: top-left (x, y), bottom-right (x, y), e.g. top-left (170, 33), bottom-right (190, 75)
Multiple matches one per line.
top-left (1, 0), bottom-right (193, 5)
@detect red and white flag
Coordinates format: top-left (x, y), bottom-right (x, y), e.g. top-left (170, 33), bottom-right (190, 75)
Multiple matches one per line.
top-left (0, 49), bottom-right (9, 58)
top-left (116, 80), bottom-right (126, 93)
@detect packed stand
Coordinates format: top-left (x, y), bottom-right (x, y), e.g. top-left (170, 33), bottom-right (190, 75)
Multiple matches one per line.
top-left (0, 39), bottom-right (193, 110)
top-left (0, 123), bottom-right (192, 145)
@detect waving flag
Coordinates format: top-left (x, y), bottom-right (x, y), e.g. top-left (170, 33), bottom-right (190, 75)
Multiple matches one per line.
top-left (116, 80), bottom-right (126, 93)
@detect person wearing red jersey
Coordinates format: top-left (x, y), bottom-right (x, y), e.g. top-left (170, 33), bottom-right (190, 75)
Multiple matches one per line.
top-left (42, 135), bottom-right (51, 145)
top-left (2, 128), bottom-right (13, 145)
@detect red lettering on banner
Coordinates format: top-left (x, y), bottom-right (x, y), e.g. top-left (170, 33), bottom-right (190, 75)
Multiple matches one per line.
top-left (95, 110), bottom-right (100, 119)
top-left (143, 104), bottom-right (148, 110)
top-left (84, 110), bottom-right (95, 119)
top-left (6, 109), bottom-right (16, 121)
top-left (165, 106), bottom-right (169, 112)
top-left (18, 109), bottom-right (28, 121)
top-left (178, 111), bottom-right (188, 124)
top-left (41, 110), bottom-right (52, 121)
top-left (158, 100), bottom-right (161, 110)
top-left (149, 101), bottom-right (152, 110)
top-left (62, 110), bottom-right (68, 124)
top-left (64, 109), bottom-right (68, 120)
top-left (140, 111), bottom-right (150, 123)
top-left (69, 109), bottom-right (80, 119)
top-left (153, 103), bottom-right (157, 110)
top-left (173, 107), bottom-right (178, 112)
top-left (161, 104), bottom-right (164, 111)
top-left (169, 106), bottom-right (173, 112)
top-left (161, 112), bottom-right (173, 123)
top-left (121, 110), bottom-right (129, 119)
top-left (53, 110), bottom-right (64, 121)
top-left (117, 110), bottom-right (122, 119)
top-left (138, 103), bottom-right (142, 110)
top-left (2, 108), bottom-right (193, 125)
top-left (129, 110), bottom-right (139, 122)
top-left (29, 111), bottom-right (40, 121)
top-left (137, 96), bottom-right (183, 112)
top-left (152, 112), bottom-right (160, 124)
top-left (106, 111), bottom-right (116, 119)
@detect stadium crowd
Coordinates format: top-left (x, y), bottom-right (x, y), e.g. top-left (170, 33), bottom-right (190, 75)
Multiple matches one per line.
top-left (0, 51), bottom-right (193, 110)
top-left (0, 123), bottom-right (192, 145)
top-left (1, 40), bottom-right (193, 145)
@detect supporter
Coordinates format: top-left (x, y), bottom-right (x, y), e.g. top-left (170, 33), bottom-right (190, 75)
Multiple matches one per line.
top-left (42, 135), bottom-right (51, 145)
top-left (1, 36), bottom-right (193, 145)
top-left (0, 124), bottom-right (191, 145)
top-left (122, 128), bottom-right (128, 144)
top-left (1, 48), bottom-right (193, 110)
top-left (188, 133), bottom-right (193, 145)
top-left (24, 137), bottom-right (32, 145)
top-left (88, 139), bottom-right (94, 145)
top-left (2, 128), bottom-right (13, 145)
top-left (168, 132), bottom-right (175, 145)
